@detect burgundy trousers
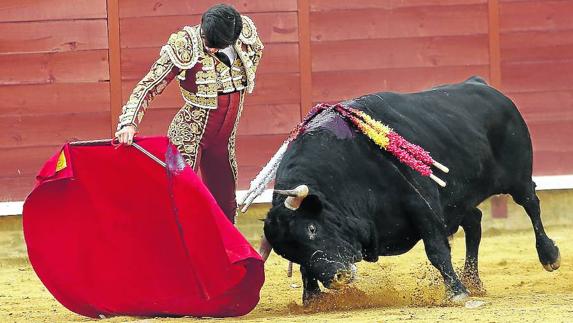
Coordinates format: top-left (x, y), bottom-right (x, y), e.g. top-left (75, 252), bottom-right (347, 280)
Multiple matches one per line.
top-left (195, 92), bottom-right (242, 223)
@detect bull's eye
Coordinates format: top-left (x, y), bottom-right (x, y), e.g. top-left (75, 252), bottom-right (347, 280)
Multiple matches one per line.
top-left (308, 224), bottom-right (317, 239)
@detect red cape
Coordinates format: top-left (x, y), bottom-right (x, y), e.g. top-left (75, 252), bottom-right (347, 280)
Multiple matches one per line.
top-left (22, 136), bottom-right (264, 318)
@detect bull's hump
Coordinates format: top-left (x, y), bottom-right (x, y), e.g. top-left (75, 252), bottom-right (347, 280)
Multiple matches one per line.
top-left (305, 109), bottom-right (355, 139)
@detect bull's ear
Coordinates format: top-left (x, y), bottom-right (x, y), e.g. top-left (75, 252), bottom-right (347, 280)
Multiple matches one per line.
top-left (299, 194), bottom-right (323, 215)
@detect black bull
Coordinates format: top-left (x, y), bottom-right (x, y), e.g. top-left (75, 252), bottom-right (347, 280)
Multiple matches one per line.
top-left (262, 76), bottom-right (561, 304)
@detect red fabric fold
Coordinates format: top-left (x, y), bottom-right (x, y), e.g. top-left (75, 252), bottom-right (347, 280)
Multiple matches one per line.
top-left (23, 136), bottom-right (264, 318)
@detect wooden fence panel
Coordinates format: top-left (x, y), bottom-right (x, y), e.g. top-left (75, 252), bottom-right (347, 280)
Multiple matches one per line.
top-left (0, 0), bottom-right (109, 201)
top-left (310, 4), bottom-right (488, 42)
top-left (0, 0), bottom-right (106, 22)
top-left (309, 1), bottom-right (490, 105)
top-left (1, 0), bottom-right (573, 201)
top-left (119, 0), bottom-right (298, 18)
top-left (500, 0), bottom-right (573, 174)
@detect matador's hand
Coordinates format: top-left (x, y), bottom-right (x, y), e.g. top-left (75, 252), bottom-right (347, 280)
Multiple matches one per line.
top-left (115, 125), bottom-right (136, 145)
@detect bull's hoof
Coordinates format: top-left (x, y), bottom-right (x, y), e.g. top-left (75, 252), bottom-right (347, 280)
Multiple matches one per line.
top-left (449, 292), bottom-right (469, 304)
top-left (537, 240), bottom-right (560, 271)
top-left (302, 291), bottom-right (324, 307)
top-left (445, 281), bottom-right (470, 304)
top-left (542, 250), bottom-right (561, 272)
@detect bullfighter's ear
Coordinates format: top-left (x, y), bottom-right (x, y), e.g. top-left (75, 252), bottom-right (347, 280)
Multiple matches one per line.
top-left (299, 194), bottom-right (323, 215)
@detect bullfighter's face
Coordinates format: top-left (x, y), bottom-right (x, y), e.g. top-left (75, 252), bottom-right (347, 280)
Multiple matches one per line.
top-left (263, 193), bottom-right (362, 289)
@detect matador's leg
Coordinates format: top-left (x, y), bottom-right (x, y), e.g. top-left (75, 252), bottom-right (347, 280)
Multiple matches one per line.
top-left (200, 92), bottom-right (244, 223)
top-left (167, 104), bottom-right (210, 170)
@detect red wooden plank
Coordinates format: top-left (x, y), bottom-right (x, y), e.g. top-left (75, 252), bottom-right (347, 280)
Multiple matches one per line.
top-left (121, 43), bottom-right (299, 80)
top-left (507, 91), bottom-right (573, 122)
top-left (0, 20), bottom-right (108, 54)
top-left (501, 60), bottom-right (573, 93)
top-left (238, 104), bottom-right (300, 136)
top-left (236, 166), bottom-right (261, 189)
top-left (120, 12), bottom-right (298, 49)
top-left (108, 0), bottom-right (123, 137)
top-left (488, 0), bottom-right (502, 88)
top-left (312, 35), bottom-right (488, 72)
top-left (245, 73), bottom-right (301, 105)
top-left (0, 112), bottom-right (110, 149)
top-left (501, 30), bottom-right (573, 63)
top-left (235, 134), bottom-right (289, 188)
top-left (121, 72), bottom-right (300, 107)
top-left (236, 134), bottom-right (286, 167)
top-left (120, 48), bottom-right (161, 81)
top-left (120, 15), bottom-right (201, 49)
top-left (298, 0), bottom-right (313, 116)
top-left (0, 50), bottom-right (109, 85)
top-left (500, 0), bottom-right (573, 33)
top-left (0, 83), bottom-right (110, 117)
top-left (310, 5), bottom-right (488, 42)
top-left (527, 119), bottom-right (573, 153)
top-left (0, 0), bottom-right (106, 22)
top-left (532, 151), bottom-right (573, 176)
top-left (0, 176), bottom-right (36, 201)
top-left (310, 0), bottom-right (486, 12)
top-left (119, 0), bottom-right (298, 18)
top-left (312, 65), bottom-right (490, 102)
top-left (0, 145), bottom-right (61, 178)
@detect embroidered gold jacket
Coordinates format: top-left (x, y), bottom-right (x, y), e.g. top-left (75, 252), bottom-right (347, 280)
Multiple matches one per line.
top-left (117, 16), bottom-right (263, 130)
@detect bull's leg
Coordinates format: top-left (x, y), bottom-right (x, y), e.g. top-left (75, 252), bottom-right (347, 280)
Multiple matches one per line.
top-left (422, 234), bottom-right (469, 301)
top-left (511, 182), bottom-right (560, 271)
top-left (406, 196), bottom-right (469, 301)
top-left (301, 266), bottom-right (321, 306)
top-left (460, 208), bottom-right (485, 295)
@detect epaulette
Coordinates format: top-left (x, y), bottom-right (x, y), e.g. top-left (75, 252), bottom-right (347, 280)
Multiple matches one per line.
top-left (239, 15), bottom-right (258, 45)
top-left (160, 26), bottom-right (200, 69)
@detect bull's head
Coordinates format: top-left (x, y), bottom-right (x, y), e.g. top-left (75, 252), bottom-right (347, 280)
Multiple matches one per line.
top-left (264, 184), bottom-right (372, 291)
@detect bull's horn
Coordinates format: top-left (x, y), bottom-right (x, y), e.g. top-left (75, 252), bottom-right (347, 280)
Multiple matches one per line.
top-left (275, 185), bottom-right (309, 210)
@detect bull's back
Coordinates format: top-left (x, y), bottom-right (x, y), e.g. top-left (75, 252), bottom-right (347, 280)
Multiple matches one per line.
top-left (349, 78), bottom-right (532, 204)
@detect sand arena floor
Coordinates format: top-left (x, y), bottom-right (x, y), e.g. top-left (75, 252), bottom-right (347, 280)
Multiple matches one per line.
top-left (1, 200), bottom-right (572, 322)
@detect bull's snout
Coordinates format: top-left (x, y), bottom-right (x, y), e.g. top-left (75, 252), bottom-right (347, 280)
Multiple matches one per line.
top-left (328, 264), bottom-right (357, 289)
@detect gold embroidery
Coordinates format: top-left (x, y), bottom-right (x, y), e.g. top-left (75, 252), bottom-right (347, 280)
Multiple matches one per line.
top-left (239, 16), bottom-right (258, 45)
top-left (228, 92), bottom-right (246, 181)
top-left (118, 54), bottom-right (175, 129)
top-left (233, 33), bottom-right (263, 93)
top-left (178, 50), bottom-right (249, 108)
top-left (201, 55), bottom-right (215, 70)
top-left (180, 87), bottom-right (218, 109)
top-left (196, 64), bottom-right (216, 83)
top-left (216, 60), bottom-right (236, 93)
top-left (160, 26), bottom-right (200, 69)
top-left (167, 105), bottom-right (210, 169)
top-left (231, 59), bottom-right (247, 90)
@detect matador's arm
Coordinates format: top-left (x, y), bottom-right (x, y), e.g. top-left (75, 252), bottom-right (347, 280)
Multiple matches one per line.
top-left (116, 54), bottom-right (179, 130)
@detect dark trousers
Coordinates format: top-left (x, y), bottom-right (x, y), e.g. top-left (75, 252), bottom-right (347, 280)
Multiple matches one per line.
top-left (195, 92), bottom-right (242, 223)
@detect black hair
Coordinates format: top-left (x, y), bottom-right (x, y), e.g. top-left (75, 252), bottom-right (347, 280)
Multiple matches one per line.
top-left (201, 4), bottom-right (243, 49)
